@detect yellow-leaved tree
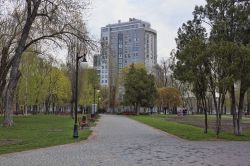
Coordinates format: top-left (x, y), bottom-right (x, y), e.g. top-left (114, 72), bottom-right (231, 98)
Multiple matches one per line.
top-left (155, 87), bottom-right (182, 114)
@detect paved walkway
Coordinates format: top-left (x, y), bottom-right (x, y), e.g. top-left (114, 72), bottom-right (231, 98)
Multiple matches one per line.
top-left (1, 115), bottom-right (250, 166)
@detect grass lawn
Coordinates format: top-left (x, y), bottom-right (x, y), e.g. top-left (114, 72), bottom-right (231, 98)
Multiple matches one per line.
top-left (152, 114), bottom-right (250, 132)
top-left (130, 115), bottom-right (250, 141)
top-left (0, 115), bottom-right (92, 155)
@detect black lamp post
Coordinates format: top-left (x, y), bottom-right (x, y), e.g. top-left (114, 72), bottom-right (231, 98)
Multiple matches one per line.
top-left (93, 86), bottom-right (96, 116)
top-left (97, 90), bottom-right (100, 112)
top-left (73, 52), bottom-right (87, 139)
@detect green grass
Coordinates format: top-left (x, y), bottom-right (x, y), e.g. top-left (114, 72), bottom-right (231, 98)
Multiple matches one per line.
top-left (0, 115), bottom-right (92, 154)
top-left (130, 115), bottom-right (250, 141)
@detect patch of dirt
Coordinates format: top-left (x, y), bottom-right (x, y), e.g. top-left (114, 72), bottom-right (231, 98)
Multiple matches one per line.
top-left (166, 116), bottom-right (250, 133)
top-left (0, 139), bottom-right (20, 146)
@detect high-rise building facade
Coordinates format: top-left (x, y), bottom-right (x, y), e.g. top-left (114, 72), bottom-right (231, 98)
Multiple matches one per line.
top-left (95, 18), bottom-right (157, 86)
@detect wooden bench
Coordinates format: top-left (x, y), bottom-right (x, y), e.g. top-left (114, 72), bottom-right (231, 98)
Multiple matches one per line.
top-left (78, 117), bottom-right (89, 129)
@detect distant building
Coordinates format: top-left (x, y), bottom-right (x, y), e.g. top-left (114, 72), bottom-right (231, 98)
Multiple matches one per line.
top-left (93, 54), bottom-right (101, 77)
top-left (95, 18), bottom-right (157, 86)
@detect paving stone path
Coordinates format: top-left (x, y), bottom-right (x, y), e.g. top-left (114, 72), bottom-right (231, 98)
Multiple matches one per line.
top-left (1, 114), bottom-right (250, 166)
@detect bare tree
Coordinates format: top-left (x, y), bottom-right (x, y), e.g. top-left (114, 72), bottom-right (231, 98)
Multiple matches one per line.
top-left (66, 37), bottom-right (88, 118)
top-left (100, 37), bottom-right (119, 113)
top-left (160, 58), bottom-right (171, 87)
top-left (65, 15), bottom-right (97, 118)
top-left (108, 45), bottom-right (119, 113)
top-left (0, 0), bottom-right (94, 126)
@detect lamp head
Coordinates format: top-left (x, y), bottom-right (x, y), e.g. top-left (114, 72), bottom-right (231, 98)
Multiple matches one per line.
top-left (82, 54), bottom-right (87, 62)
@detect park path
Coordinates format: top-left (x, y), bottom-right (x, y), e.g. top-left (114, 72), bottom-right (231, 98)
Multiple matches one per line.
top-left (1, 114), bottom-right (250, 166)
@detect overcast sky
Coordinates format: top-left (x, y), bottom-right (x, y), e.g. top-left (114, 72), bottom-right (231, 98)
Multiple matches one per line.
top-left (86, 0), bottom-right (206, 62)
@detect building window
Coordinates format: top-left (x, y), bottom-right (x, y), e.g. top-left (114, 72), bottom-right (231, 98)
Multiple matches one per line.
top-left (135, 52), bottom-right (138, 56)
top-left (132, 46), bottom-right (139, 51)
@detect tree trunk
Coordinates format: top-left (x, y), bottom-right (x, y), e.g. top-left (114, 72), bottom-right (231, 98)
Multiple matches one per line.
top-left (15, 100), bottom-right (19, 115)
top-left (216, 94), bottom-right (225, 137)
top-left (201, 97), bottom-right (208, 134)
top-left (197, 99), bottom-right (200, 114)
top-left (24, 105), bottom-right (28, 116)
top-left (2, 1), bottom-right (40, 126)
top-left (230, 85), bottom-right (237, 135)
top-left (248, 102), bottom-right (250, 114)
top-left (211, 91), bottom-right (221, 137)
top-left (215, 104), bottom-right (221, 137)
top-left (236, 86), bottom-right (246, 136)
top-left (3, 70), bottom-right (21, 126)
top-left (204, 109), bottom-right (208, 134)
top-left (247, 91), bottom-right (250, 114)
top-left (45, 99), bottom-right (49, 114)
top-left (217, 113), bottom-right (222, 136)
top-left (135, 104), bottom-right (139, 115)
top-left (52, 102), bottom-right (55, 114)
top-left (0, 48), bottom-right (10, 98)
top-left (0, 99), bottom-right (3, 116)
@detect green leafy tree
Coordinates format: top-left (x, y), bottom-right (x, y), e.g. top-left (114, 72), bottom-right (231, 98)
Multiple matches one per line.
top-left (206, 40), bottom-right (239, 136)
top-left (124, 64), bottom-right (157, 115)
top-left (99, 86), bottom-right (109, 110)
top-left (172, 0), bottom-right (250, 136)
top-left (247, 89), bottom-right (250, 114)
top-left (1, 0), bottom-right (92, 127)
top-left (195, 0), bottom-right (250, 135)
top-left (17, 51), bottom-right (52, 113)
top-left (79, 68), bottom-right (100, 109)
top-left (44, 67), bottom-right (71, 113)
top-left (173, 19), bottom-right (209, 133)
top-left (17, 52), bottom-right (71, 114)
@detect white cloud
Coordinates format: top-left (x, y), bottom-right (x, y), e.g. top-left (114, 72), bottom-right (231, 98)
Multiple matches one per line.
top-left (87, 0), bottom-right (206, 62)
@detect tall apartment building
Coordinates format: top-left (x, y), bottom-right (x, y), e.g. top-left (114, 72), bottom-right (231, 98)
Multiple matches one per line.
top-left (94, 18), bottom-right (157, 86)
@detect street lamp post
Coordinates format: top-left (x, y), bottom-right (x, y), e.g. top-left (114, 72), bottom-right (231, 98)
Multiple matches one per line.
top-left (94, 87), bottom-right (96, 115)
top-left (98, 97), bottom-right (100, 111)
top-left (73, 53), bottom-right (87, 139)
top-left (97, 90), bottom-right (100, 112)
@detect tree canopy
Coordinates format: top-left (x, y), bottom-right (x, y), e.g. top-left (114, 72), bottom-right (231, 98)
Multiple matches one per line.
top-left (124, 64), bottom-right (157, 114)
top-left (155, 87), bottom-right (182, 111)
top-left (172, 0), bottom-right (250, 136)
